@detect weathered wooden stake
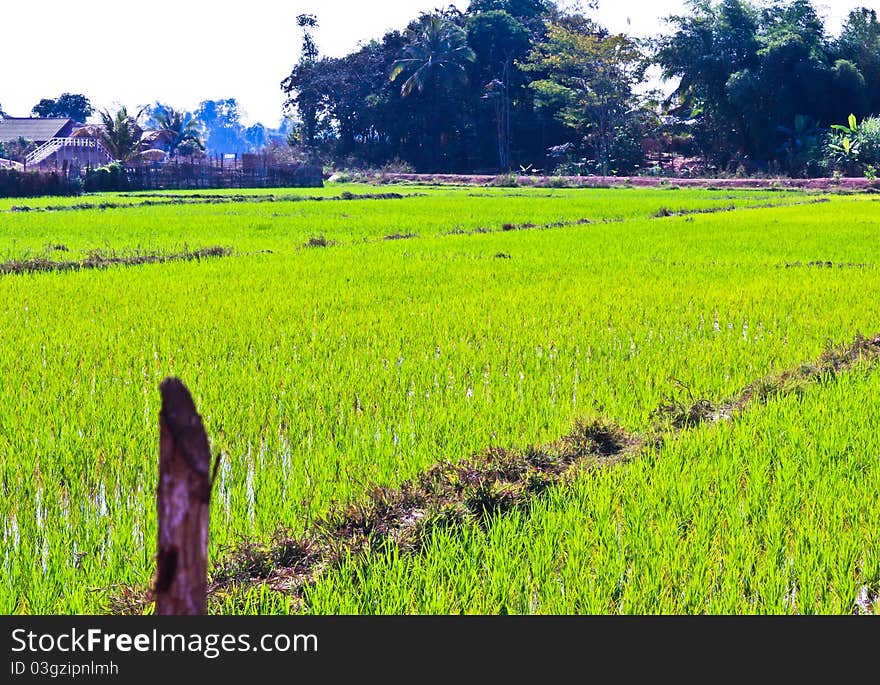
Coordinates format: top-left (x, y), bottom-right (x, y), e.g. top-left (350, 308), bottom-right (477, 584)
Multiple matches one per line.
top-left (154, 378), bottom-right (213, 615)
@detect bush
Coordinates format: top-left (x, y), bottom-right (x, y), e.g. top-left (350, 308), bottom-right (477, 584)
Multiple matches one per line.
top-left (825, 114), bottom-right (880, 173)
top-left (489, 172), bottom-right (519, 187)
top-left (379, 157), bottom-right (415, 174)
top-left (856, 117), bottom-right (880, 166)
top-left (83, 162), bottom-right (127, 192)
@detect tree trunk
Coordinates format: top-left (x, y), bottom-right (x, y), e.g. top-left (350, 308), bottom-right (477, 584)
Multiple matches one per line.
top-left (433, 73), bottom-right (442, 171)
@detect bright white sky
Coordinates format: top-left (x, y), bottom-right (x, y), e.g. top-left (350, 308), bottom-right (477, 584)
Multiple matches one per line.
top-left (0, 1), bottom-right (874, 126)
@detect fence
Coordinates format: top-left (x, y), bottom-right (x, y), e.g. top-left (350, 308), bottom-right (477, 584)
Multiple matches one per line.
top-left (107, 159), bottom-right (324, 191)
top-left (0, 159), bottom-right (323, 197)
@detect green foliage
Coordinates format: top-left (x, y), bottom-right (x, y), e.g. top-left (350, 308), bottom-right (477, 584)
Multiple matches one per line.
top-left (468, 10), bottom-right (531, 171)
top-left (271, 0), bottom-right (880, 175)
top-left (389, 16), bottom-right (476, 170)
top-left (825, 114), bottom-right (880, 170)
top-left (522, 19), bottom-right (647, 175)
top-left (0, 136), bottom-right (35, 163)
top-left (855, 116), bottom-right (880, 166)
top-left (31, 93), bottom-right (94, 122)
top-left (192, 99), bottom-right (264, 156)
top-left (0, 168), bottom-right (83, 197)
top-left (836, 8), bottom-right (880, 114)
top-left (656, 0), bottom-right (878, 172)
top-left (777, 114), bottom-right (823, 177)
top-left (391, 17), bottom-right (476, 98)
top-left (84, 161), bottom-right (127, 191)
top-left (149, 106), bottom-right (205, 158)
top-left (279, 3), bottom-right (571, 172)
top-left (281, 15), bottom-right (324, 152)
top-left (97, 107), bottom-right (145, 162)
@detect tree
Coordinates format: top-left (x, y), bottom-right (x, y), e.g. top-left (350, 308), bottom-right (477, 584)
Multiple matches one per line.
top-left (468, 10), bottom-right (530, 170)
top-left (836, 8), bottom-right (880, 113)
top-left (522, 17), bottom-right (647, 174)
top-left (32, 93), bottom-right (94, 122)
top-left (281, 14), bottom-right (325, 154)
top-left (655, 0), bottom-right (760, 164)
top-left (390, 15), bottom-right (476, 170)
top-left (273, 1), bottom-right (563, 172)
top-left (391, 16), bottom-right (476, 98)
top-left (655, 0), bottom-right (876, 172)
top-left (98, 106), bottom-right (145, 162)
top-left (2, 137), bottom-right (36, 163)
top-left (194, 99), bottom-right (248, 155)
top-left (149, 106), bottom-right (205, 158)
top-left (468, 0), bottom-right (553, 34)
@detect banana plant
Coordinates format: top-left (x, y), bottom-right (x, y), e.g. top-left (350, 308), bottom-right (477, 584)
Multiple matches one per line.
top-left (831, 113), bottom-right (859, 137)
top-left (827, 114), bottom-right (861, 165)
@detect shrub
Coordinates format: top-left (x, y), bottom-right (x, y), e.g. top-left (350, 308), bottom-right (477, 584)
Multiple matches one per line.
top-left (825, 114), bottom-right (880, 173)
top-left (83, 162), bottom-right (127, 192)
top-left (856, 117), bottom-right (880, 166)
top-left (489, 172), bottom-right (519, 187)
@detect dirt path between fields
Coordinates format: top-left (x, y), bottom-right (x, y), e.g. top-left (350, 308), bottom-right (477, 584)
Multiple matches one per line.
top-left (0, 246), bottom-right (232, 276)
top-left (2, 191), bottom-right (413, 214)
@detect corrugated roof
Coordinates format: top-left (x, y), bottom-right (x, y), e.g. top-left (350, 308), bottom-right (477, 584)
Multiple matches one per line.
top-left (0, 118), bottom-right (72, 143)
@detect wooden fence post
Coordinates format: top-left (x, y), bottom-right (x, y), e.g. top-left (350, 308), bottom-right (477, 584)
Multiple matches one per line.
top-left (153, 378), bottom-right (214, 615)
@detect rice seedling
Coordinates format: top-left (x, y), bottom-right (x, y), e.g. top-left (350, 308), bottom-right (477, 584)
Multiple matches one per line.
top-left (1, 185), bottom-right (879, 614)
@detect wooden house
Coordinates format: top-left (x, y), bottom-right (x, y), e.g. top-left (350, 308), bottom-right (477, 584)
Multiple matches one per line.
top-left (0, 117), bottom-right (113, 169)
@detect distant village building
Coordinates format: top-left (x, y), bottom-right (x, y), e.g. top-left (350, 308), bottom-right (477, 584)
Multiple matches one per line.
top-left (0, 117), bottom-right (113, 169)
top-left (0, 117), bottom-right (76, 145)
top-left (0, 115), bottom-right (323, 188)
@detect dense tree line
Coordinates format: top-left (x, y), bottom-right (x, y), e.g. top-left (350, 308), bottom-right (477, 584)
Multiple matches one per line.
top-left (5, 1), bottom-right (880, 175)
top-left (145, 99), bottom-right (292, 156)
top-left (282, 1), bottom-right (579, 173)
top-left (657, 1), bottom-right (880, 174)
top-left (281, 0), bottom-right (880, 175)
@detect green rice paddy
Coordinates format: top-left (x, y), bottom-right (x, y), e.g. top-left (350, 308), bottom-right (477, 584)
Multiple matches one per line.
top-left (1, 184), bottom-right (879, 614)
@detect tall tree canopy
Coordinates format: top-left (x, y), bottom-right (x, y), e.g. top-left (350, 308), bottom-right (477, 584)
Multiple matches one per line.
top-left (277, 0), bottom-right (880, 175)
top-left (281, 14), bottom-right (325, 153)
top-left (522, 17), bottom-right (648, 174)
top-left (97, 106), bottom-right (145, 162)
top-left (390, 15), bottom-right (476, 169)
top-left (279, 2), bottom-right (568, 172)
top-left (32, 93), bottom-right (94, 122)
top-left (836, 8), bottom-right (880, 114)
top-left (194, 99), bottom-right (248, 155)
top-left (468, 10), bottom-right (531, 170)
top-left (148, 106), bottom-right (205, 158)
top-left (656, 0), bottom-right (878, 172)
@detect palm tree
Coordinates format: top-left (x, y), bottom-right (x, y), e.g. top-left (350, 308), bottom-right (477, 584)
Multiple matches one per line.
top-left (149, 107), bottom-right (205, 158)
top-left (98, 106), bottom-right (145, 162)
top-left (390, 16), bottom-right (475, 169)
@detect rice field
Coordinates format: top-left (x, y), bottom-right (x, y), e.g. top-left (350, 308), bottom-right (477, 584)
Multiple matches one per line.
top-left (1, 183), bottom-right (879, 614)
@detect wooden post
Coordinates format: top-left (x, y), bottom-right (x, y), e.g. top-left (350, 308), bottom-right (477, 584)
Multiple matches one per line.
top-left (153, 378), bottom-right (213, 615)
